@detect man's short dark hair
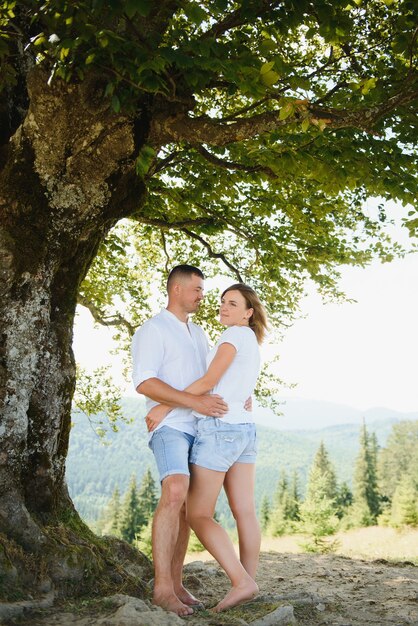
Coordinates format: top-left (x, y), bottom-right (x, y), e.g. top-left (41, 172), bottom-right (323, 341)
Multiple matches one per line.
top-left (167, 264), bottom-right (204, 291)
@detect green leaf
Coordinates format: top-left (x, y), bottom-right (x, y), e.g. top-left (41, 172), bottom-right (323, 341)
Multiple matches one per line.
top-left (111, 95), bottom-right (121, 113)
top-left (104, 82), bottom-right (115, 97)
top-left (260, 39), bottom-right (276, 54)
top-left (135, 145), bottom-right (156, 178)
top-left (361, 77), bottom-right (376, 95)
top-left (184, 2), bottom-right (207, 24)
top-left (33, 34), bottom-right (46, 46)
top-left (301, 118), bottom-right (310, 132)
top-left (260, 61), bottom-right (275, 75)
top-left (261, 69), bottom-right (280, 86)
top-left (131, 0), bottom-right (153, 17)
top-left (279, 102), bottom-right (295, 120)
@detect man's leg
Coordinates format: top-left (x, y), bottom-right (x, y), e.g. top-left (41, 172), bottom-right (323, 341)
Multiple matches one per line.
top-left (149, 425), bottom-right (203, 612)
top-left (152, 474), bottom-right (193, 616)
top-left (171, 502), bottom-right (202, 606)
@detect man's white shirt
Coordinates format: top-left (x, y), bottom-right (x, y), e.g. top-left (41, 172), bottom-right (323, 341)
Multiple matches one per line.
top-left (131, 308), bottom-right (209, 435)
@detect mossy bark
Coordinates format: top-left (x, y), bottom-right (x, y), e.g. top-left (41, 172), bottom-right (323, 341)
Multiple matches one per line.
top-left (0, 68), bottom-right (152, 598)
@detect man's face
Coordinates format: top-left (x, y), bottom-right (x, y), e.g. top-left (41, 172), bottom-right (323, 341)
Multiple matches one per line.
top-left (177, 274), bottom-right (204, 313)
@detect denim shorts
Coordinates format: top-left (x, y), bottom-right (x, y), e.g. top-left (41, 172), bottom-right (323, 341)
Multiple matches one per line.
top-left (148, 426), bottom-right (195, 482)
top-left (190, 418), bottom-right (257, 472)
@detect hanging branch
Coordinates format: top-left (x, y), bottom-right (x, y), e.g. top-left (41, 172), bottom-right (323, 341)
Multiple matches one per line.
top-left (180, 227), bottom-right (243, 281)
top-left (138, 215), bottom-right (216, 229)
top-left (160, 230), bottom-right (171, 274)
top-left (195, 145), bottom-right (276, 178)
top-left (77, 294), bottom-right (135, 336)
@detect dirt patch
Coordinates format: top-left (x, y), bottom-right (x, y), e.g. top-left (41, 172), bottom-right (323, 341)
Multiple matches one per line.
top-left (2, 551), bottom-right (416, 625)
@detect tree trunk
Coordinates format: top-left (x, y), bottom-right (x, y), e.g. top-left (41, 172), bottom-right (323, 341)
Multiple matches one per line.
top-left (0, 69), bottom-right (152, 598)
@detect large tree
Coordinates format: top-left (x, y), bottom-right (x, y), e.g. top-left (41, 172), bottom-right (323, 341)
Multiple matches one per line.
top-left (0, 0), bottom-right (417, 596)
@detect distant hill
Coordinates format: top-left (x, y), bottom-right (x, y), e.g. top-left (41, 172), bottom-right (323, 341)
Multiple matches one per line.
top-left (66, 396), bottom-right (414, 526)
top-left (254, 397), bottom-right (418, 430)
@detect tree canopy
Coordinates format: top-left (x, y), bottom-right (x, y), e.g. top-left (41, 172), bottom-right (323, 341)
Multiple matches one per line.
top-left (2, 0), bottom-right (417, 342)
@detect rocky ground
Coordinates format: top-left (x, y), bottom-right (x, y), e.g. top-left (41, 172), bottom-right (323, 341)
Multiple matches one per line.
top-left (1, 550), bottom-right (417, 626)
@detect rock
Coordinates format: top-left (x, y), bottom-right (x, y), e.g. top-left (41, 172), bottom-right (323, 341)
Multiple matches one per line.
top-left (184, 561), bottom-right (219, 576)
top-left (248, 605), bottom-right (296, 626)
top-left (184, 560), bottom-right (207, 573)
top-left (93, 595), bottom-right (185, 626)
top-left (183, 573), bottom-right (203, 590)
top-left (0, 591), bottom-right (55, 621)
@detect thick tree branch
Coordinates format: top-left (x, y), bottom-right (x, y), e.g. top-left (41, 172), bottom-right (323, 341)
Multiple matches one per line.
top-left (150, 85), bottom-right (418, 146)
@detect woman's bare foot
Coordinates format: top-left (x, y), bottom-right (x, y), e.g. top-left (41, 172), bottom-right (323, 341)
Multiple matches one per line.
top-left (175, 584), bottom-right (205, 608)
top-left (212, 577), bottom-right (259, 612)
top-left (153, 591), bottom-right (194, 616)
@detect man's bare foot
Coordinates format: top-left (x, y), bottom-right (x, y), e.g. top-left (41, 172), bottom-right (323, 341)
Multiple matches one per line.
top-left (153, 591), bottom-right (193, 616)
top-left (175, 585), bottom-right (205, 608)
top-left (212, 577), bottom-right (259, 613)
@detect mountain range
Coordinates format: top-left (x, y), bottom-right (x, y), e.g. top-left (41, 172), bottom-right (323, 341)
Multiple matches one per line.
top-left (255, 397), bottom-right (418, 430)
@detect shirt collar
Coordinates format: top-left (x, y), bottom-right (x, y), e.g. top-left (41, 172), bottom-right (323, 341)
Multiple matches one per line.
top-left (160, 307), bottom-right (190, 326)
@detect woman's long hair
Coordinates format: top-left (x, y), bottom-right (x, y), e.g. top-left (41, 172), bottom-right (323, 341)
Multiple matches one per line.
top-left (221, 283), bottom-right (268, 344)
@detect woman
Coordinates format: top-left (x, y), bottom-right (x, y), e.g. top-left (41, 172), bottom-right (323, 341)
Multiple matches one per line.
top-left (147, 283), bottom-right (267, 612)
top-left (187, 283), bottom-right (267, 611)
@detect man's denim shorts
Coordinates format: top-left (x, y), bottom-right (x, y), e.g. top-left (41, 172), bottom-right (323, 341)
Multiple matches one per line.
top-left (190, 418), bottom-right (257, 472)
top-left (148, 425), bottom-right (195, 482)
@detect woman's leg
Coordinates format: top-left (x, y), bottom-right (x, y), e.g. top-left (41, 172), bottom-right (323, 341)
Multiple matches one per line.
top-left (187, 464), bottom-right (258, 611)
top-left (224, 462), bottom-right (260, 580)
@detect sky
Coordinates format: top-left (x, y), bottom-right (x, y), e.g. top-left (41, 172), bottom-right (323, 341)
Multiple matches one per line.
top-left (73, 204), bottom-right (418, 414)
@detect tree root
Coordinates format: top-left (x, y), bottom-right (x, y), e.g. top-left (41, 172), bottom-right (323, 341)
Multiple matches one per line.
top-left (0, 523), bottom-right (153, 603)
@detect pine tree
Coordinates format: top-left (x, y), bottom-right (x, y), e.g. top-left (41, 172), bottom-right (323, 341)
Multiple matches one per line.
top-left (298, 442), bottom-right (339, 552)
top-left (390, 473), bottom-right (418, 528)
top-left (335, 482), bottom-right (353, 519)
top-left (119, 475), bottom-right (143, 544)
top-left (378, 421), bottom-right (418, 501)
top-left (287, 470), bottom-right (300, 522)
top-left (268, 470), bottom-right (290, 536)
top-left (299, 474), bottom-right (339, 553)
top-left (309, 441), bottom-right (338, 501)
top-left (137, 467), bottom-right (158, 527)
top-left (97, 486), bottom-right (121, 538)
top-left (367, 432), bottom-right (380, 519)
top-left (274, 470), bottom-right (289, 507)
top-left (260, 495), bottom-right (271, 532)
top-left (135, 518), bottom-right (153, 558)
top-left (349, 422), bottom-right (380, 526)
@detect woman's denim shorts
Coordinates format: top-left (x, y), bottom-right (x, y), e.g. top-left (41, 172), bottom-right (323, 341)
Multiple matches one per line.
top-left (190, 418), bottom-right (257, 472)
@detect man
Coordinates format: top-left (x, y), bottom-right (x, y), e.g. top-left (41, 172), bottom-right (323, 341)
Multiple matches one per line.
top-left (132, 264), bottom-right (228, 616)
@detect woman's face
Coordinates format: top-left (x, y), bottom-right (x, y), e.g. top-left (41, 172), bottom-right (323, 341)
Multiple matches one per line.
top-left (219, 289), bottom-right (253, 327)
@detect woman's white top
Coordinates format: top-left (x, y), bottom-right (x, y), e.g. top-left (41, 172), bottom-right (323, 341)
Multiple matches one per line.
top-left (194, 325), bottom-right (260, 424)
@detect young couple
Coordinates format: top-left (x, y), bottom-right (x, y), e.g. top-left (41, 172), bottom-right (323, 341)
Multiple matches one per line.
top-left (132, 264), bottom-right (268, 616)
